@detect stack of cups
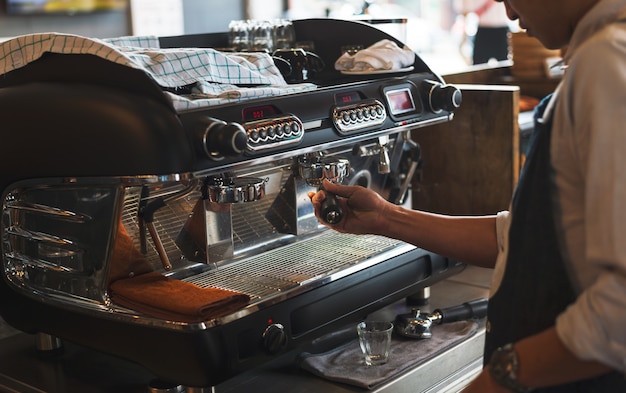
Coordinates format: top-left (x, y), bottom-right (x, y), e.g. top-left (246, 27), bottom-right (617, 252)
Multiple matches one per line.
top-left (228, 19), bottom-right (295, 52)
top-left (228, 20), bottom-right (251, 51)
top-left (272, 19), bottom-right (296, 50)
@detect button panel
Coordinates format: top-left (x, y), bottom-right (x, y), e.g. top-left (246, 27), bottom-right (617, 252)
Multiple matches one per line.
top-left (244, 114), bottom-right (304, 152)
top-left (332, 99), bottom-right (387, 134)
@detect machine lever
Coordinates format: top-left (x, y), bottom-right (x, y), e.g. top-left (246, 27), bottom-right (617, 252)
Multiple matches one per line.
top-left (377, 135), bottom-right (391, 175)
top-left (394, 132), bottom-right (422, 205)
top-left (146, 221), bottom-right (172, 271)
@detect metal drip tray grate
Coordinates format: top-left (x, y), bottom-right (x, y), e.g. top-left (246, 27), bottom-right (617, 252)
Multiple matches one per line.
top-left (232, 196), bottom-right (281, 246)
top-left (185, 232), bottom-right (405, 301)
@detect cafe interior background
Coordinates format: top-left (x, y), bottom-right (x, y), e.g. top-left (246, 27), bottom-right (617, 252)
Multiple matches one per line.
top-left (0, 4), bottom-right (572, 393)
top-left (0, 0), bottom-right (520, 75)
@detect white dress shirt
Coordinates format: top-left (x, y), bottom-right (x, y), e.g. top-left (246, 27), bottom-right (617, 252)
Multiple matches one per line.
top-left (492, 0), bottom-right (626, 373)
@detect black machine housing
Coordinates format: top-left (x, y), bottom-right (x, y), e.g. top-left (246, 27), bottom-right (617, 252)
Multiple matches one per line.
top-left (0, 19), bottom-right (463, 388)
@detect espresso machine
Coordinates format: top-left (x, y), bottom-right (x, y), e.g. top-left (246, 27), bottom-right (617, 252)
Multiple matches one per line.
top-left (0, 19), bottom-right (463, 390)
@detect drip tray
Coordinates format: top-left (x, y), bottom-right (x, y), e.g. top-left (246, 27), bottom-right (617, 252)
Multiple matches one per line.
top-left (184, 232), bottom-right (407, 302)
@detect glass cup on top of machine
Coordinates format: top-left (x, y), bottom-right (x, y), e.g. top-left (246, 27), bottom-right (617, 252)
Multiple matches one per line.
top-left (357, 321), bottom-right (394, 366)
top-left (228, 19), bottom-right (324, 82)
top-left (228, 19), bottom-right (296, 52)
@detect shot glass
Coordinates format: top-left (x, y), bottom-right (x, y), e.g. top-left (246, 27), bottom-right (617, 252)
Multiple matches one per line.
top-left (357, 321), bottom-right (393, 366)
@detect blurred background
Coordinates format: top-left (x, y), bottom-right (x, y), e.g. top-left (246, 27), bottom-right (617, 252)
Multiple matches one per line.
top-left (0, 0), bottom-right (520, 74)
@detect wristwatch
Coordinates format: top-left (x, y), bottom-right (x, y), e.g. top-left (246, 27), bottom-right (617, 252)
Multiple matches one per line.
top-left (489, 343), bottom-right (535, 393)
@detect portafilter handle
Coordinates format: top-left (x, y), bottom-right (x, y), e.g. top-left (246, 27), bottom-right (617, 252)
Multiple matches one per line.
top-left (428, 298), bottom-right (489, 325)
top-left (395, 298), bottom-right (488, 339)
top-left (299, 157), bottom-right (350, 225)
top-left (319, 182), bottom-right (343, 225)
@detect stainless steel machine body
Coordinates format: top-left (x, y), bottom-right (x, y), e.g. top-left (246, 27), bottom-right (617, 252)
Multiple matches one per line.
top-left (0, 19), bottom-right (463, 388)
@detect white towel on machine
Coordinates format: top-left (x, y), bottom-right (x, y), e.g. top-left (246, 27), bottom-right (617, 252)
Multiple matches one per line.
top-left (335, 39), bottom-right (415, 72)
top-left (0, 33), bottom-right (317, 111)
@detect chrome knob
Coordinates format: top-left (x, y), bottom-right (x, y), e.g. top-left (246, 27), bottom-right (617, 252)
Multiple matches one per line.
top-left (262, 323), bottom-right (288, 355)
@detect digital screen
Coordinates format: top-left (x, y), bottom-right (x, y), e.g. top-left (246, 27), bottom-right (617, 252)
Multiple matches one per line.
top-left (6, 0), bottom-right (127, 14)
top-left (242, 105), bottom-right (277, 121)
top-left (334, 91), bottom-right (361, 105)
top-left (385, 88), bottom-right (415, 115)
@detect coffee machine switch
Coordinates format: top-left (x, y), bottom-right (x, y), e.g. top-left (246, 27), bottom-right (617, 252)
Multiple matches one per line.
top-left (201, 118), bottom-right (248, 160)
top-left (262, 323), bottom-right (288, 355)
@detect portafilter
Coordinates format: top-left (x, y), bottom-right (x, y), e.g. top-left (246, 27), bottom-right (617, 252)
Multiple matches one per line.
top-left (395, 298), bottom-right (488, 339)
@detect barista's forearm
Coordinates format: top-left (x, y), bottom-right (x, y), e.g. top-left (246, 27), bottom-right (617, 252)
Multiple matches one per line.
top-left (381, 204), bottom-right (499, 268)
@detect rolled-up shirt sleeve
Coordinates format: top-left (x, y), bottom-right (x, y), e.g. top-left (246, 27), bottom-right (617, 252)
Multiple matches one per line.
top-left (489, 210), bottom-right (510, 296)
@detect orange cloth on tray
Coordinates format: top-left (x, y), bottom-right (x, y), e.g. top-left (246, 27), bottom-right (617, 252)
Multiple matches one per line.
top-left (109, 271), bottom-right (251, 323)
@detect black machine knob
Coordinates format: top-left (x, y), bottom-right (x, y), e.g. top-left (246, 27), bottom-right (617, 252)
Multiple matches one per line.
top-left (424, 80), bottom-right (462, 113)
top-left (201, 118), bottom-right (248, 160)
top-left (262, 323), bottom-right (288, 355)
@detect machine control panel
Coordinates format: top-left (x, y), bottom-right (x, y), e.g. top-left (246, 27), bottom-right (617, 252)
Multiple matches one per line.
top-left (243, 114), bottom-right (304, 152)
top-left (331, 99), bottom-right (387, 134)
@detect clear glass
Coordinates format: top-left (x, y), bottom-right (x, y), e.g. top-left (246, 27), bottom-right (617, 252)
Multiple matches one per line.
top-left (229, 20), bottom-right (251, 51)
top-left (250, 19), bottom-right (274, 52)
top-left (357, 321), bottom-right (393, 366)
top-left (272, 19), bottom-right (295, 50)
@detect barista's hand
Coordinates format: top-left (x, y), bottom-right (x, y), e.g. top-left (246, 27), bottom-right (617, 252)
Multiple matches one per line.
top-left (307, 180), bottom-right (392, 235)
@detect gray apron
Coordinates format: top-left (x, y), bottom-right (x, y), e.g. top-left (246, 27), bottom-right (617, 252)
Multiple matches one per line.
top-left (485, 95), bottom-right (626, 391)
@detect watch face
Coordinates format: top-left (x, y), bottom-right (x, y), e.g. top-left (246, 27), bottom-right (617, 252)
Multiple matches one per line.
top-left (490, 346), bottom-right (513, 378)
top-left (489, 345), bottom-right (532, 393)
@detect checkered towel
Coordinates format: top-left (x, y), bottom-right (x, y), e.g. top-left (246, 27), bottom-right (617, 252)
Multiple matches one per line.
top-left (0, 33), bottom-right (317, 111)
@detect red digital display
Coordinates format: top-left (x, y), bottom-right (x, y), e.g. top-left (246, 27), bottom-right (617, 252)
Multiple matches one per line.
top-left (334, 91), bottom-right (361, 105)
top-left (242, 105), bottom-right (277, 121)
top-left (385, 88), bottom-right (415, 115)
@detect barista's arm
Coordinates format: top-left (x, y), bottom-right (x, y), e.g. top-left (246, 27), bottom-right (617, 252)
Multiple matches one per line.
top-left (381, 204), bottom-right (499, 268)
top-left (309, 180), bottom-right (499, 268)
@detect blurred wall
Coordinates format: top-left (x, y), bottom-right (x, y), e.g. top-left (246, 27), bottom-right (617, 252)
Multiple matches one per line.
top-left (0, 6), bottom-right (131, 38)
top-left (0, 0), bottom-right (245, 39)
top-left (182, 0), bottom-right (243, 34)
